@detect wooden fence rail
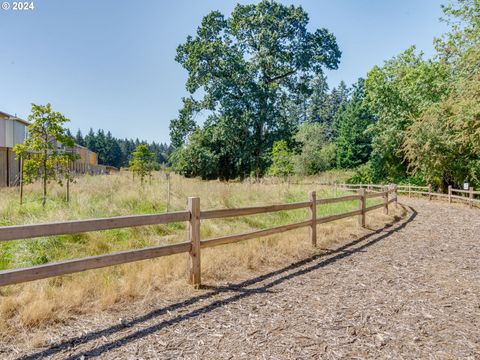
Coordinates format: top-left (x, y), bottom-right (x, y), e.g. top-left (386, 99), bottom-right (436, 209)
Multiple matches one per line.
top-left (338, 183), bottom-right (479, 209)
top-left (0, 186), bottom-right (397, 288)
top-left (0, 212), bottom-right (190, 243)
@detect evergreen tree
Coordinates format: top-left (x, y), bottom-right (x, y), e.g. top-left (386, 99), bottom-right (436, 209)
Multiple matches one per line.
top-left (336, 78), bottom-right (375, 168)
top-left (328, 81), bottom-right (350, 139)
top-left (129, 144), bottom-right (156, 184)
top-left (84, 128), bottom-right (97, 152)
top-left (75, 129), bottom-right (85, 146)
top-left (95, 129), bottom-right (107, 164)
top-left (69, 128), bottom-right (172, 168)
top-left (307, 73), bottom-right (330, 125)
top-left (267, 140), bottom-right (294, 177)
top-left (105, 131), bottom-right (123, 168)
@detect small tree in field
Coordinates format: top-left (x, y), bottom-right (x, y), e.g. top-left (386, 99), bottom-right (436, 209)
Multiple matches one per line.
top-left (129, 144), bottom-right (156, 184)
top-left (268, 140), bottom-right (294, 178)
top-left (13, 103), bottom-right (77, 207)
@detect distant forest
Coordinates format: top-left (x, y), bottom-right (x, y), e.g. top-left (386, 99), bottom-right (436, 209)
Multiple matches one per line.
top-left (70, 128), bottom-right (172, 168)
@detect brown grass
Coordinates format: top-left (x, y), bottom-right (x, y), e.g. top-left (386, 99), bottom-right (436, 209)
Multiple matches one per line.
top-left (0, 171), bottom-right (402, 346)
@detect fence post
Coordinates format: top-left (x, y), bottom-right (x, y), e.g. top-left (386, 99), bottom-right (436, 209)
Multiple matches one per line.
top-left (309, 191), bottom-right (317, 247)
top-left (166, 173), bottom-right (171, 213)
top-left (448, 185), bottom-right (452, 203)
top-left (469, 187), bottom-right (474, 209)
top-left (187, 197), bottom-right (201, 287)
top-left (408, 185), bottom-right (411, 198)
top-left (357, 188), bottom-right (366, 227)
top-left (383, 186), bottom-right (389, 215)
top-left (19, 155), bottom-right (24, 205)
top-left (428, 184), bottom-right (432, 201)
top-left (394, 184), bottom-right (398, 208)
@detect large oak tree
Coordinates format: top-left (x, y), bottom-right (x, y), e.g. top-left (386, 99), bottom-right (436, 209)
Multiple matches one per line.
top-left (170, 0), bottom-right (340, 179)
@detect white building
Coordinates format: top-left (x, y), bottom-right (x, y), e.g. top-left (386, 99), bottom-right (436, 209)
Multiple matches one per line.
top-left (0, 111), bottom-right (28, 187)
top-left (0, 110), bottom-right (109, 187)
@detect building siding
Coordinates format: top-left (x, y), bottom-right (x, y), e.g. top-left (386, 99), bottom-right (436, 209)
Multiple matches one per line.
top-left (14, 121), bottom-right (26, 145)
top-left (0, 111), bottom-right (106, 187)
top-left (0, 148), bottom-right (7, 187)
top-left (5, 120), bottom-right (14, 148)
top-left (0, 120), bottom-right (5, 147)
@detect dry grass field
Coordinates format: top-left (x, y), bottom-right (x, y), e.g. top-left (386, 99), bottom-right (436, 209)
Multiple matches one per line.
top-left (0, 170), bottom-right (401, 347)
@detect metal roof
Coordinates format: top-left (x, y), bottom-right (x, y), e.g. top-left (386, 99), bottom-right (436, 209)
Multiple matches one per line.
top-left (0, 110), bottom-right (30, 126)
top-left (0, 110), bottom-right (101, 159)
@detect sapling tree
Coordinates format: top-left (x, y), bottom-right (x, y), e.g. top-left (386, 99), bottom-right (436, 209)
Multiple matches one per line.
top-left (129, 144), bottom-right (156, 184)
top-left (160, 164), bottom-right (173, 212)
top-left (268, 140), bottom-right (294, 178)
top-left (13, 103), bottom-right (77, 207)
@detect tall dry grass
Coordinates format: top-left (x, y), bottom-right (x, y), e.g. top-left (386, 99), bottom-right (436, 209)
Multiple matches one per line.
top-left (0, 171), bottom-right (402, 343)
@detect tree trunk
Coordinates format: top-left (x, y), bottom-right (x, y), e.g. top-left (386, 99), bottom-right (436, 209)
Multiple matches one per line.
top-left (42, 172), bottom-right (47, 207)
top-left (19, 156), bottom-right (24, 205)
top-left (42, 150), bottom-right (47, 207)
top-left (255, 93), bottom-right (267, 181)
top-left (42, 138), bottom-right (48, 207)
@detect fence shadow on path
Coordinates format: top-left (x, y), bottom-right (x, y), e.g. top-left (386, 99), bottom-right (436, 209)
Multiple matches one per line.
top-left (18, 204), bottom-right (417, 360)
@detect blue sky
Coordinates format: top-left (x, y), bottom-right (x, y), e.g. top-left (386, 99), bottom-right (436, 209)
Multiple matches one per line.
top-left (0, 0), bottom-right (447, 144)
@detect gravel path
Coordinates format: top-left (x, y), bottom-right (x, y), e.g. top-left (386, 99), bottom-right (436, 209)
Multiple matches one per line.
top-left (13, 199), bottom-right (480, 359)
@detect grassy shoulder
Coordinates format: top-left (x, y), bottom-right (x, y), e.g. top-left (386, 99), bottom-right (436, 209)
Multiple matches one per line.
top-left (0, 170), bottom-right (401, 344)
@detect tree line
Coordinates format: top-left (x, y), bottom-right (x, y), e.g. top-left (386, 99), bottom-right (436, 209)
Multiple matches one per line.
top-left (13, 105), bottom-right (164, 206)
top-left (356, 0), bottom-right (479, 190)
top-left (169, 0), bottom-right (479, 190)
top-left (71, 128), bottom-right (172, 169)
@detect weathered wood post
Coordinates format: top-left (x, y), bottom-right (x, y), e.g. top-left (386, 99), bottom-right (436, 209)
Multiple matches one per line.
top-left (357, 188), bottom-right (366, 227)
top-left (334, 183), bottom-right (337, 197)
top-left (448, 185), bottom-right (452, 204)
top-left (309, 191), bottom-right (317, 247)
top-left (187, 197), bottom-right (201, 287)
top-left (469, 187), bottom-right (474, 209)
top-left (408, 185), bottom-right (411, 198)
top-left (383, 186), bottom-right (389, 215)
top-left (166, 172), bottom-right (171, 213)
top-left (394, 184), bottom-right (398, 208)
top-left (428, 184), bottom-right (432, 201)
top-left (19, 155), bottom-right (24, 205)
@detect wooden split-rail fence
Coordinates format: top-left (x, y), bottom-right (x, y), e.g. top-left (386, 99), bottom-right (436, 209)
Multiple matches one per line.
top-left (336, 183), bottom-right (479, 208)
top-left (0, 186), bottom-right (397, 288)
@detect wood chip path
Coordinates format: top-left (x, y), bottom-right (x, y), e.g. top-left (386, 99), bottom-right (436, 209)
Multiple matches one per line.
top-left (8, 198), bottom-right (480, 359)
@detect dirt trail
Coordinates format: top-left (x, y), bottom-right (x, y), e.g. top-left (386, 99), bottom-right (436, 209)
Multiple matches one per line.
top-left (9, 198), bottom-right (480, 359)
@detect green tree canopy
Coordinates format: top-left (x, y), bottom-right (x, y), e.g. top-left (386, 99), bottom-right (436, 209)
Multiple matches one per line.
top-left (404, 70), bottom-right (480, 189)
top-left (129, 144), bottom-right (157, 184)
top-left (169, 129), bottom-right (220, 180)
top-left (267, 140), bottom-right (294, 177)
top-left (403, 0), bottom-right (480, 189)
top-left (170, 0), bottom-right (341, 180)
top-left (293, 122), bottom-right (336, 175)
top-left (335, 78), bottom-right (375, 169)
top-left (364, 47), bottom-right (448, 181)
top-left (347, 0), bottom-right (479, 188)
top-left (13, 103), bottom-right (77, 206)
